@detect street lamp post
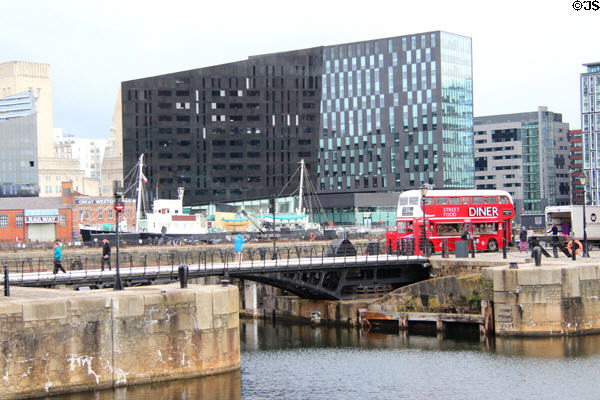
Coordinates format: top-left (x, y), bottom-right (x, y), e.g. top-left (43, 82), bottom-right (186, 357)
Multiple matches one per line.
top-left (113, 182), bottom-right (124, 290)
top-left (580, 175), bottom-right (589, 257)
top-left (420, 185), bottom-right (429, 257)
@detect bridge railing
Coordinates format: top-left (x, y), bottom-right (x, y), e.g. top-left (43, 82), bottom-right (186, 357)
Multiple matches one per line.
top-left (0, 240), bottom-right (423, 285)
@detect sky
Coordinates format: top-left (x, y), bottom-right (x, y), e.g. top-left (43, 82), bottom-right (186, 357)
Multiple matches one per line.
top-left (2, 0), bottom-right (599, 139)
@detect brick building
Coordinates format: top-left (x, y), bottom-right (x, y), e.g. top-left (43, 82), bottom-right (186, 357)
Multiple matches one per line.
top-left (0, 195), bottom-right (73, 242)
top-left (72, 196), bottom-right (136, 236)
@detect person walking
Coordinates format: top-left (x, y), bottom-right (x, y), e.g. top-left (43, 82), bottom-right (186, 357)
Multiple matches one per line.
top-left (547, 223), bottom-right (558, 236)
top-left (53, 240), bottom-right (66, 274)
top-left (519, 227), bottom-right (528, 253)
top-left (101, 238), bottom-right (112, 271)
top-left (234, 234), bottom-right (245, 262)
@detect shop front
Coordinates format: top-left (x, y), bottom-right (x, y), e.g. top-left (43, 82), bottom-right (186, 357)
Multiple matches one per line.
top-left (25, 210), bottom-right (60, 242)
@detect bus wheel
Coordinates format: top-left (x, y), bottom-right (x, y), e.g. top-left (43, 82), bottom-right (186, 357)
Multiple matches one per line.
top-left (487, 239), bottom-right (498, 252)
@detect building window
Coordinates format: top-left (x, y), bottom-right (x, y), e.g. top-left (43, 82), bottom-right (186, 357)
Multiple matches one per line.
top-left (60, 213), bottom-right (67, 227)
top-left (98, 209), bottom-right (104, 219)
top-left (16, 214), bottom-right (23, 227)
top-left (0, 215), bottom-right (7, 228)
top-left (85, 210), bottom-right (90, 219)
top-left (108, 209), bottom-right (114, 219)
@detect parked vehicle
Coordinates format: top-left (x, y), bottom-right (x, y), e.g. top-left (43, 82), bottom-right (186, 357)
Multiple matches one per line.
top-left (386, 189), bottom-right (515, 254)
top-left (545, 205), bottom-right (600, 247)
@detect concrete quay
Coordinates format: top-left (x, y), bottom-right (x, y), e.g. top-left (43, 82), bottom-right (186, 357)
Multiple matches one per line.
top-left (480, 254), bottom-right (600, 336)
top-left (0, 284), bottom-right (240, 399)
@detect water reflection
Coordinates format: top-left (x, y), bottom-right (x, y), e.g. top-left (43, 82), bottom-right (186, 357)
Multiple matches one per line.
top-left (243, 318), bottom-right (600, 359)
top-left (45, 319), bottom-right (600, 400)
top-left (44, 369), bottom-right (241, 400)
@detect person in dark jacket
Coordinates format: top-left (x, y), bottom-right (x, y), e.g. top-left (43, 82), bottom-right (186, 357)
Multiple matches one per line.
top-left (519, 227), bottom-right (528, 252)
top-left (101, 238), bottom-right (111, 271)
top-left (53, 240), bottom-right (66, 274)
top-left (461, 227), bottom-right (470, 241)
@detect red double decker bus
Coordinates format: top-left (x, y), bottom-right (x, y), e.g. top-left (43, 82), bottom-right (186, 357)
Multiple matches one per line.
top-left (386, 189), bottom-right (515, 254)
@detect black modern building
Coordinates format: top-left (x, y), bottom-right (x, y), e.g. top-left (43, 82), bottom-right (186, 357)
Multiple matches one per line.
top-left (122, 31), bottom-right (474, 209)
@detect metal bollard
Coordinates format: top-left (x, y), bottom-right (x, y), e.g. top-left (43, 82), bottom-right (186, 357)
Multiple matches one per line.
top-left (470, 238), bottom-right (475, 258)
top-left (532, 246), bottom-right (542, 266)
top-left (3, 265), bottom-right (9, 297)
top-left (502, 238), bottom-right (507, 259)
top-left (396, 238), bottom-right (400, 256)
top-left (442, 239), bottom-right (447, 258)
top-left (572, 243), bottom-right (577, 261)
top-left (178, 264), bottom-right (189, 288)
top-left (552, 242), bottom-right (558, 258)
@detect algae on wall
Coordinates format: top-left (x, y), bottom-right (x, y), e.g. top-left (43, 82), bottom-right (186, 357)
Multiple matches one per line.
top-left (369, 273), bottom-right (486, 314)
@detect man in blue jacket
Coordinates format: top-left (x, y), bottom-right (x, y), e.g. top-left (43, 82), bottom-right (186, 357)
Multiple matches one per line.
top-left (53, 240), bottom-right (66, 274)
top-left (234, 234), bottom-right (245, 262)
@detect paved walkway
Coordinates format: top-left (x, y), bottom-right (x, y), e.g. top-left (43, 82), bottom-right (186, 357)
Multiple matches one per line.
top-left (430, 247), bottom-right (600, 267)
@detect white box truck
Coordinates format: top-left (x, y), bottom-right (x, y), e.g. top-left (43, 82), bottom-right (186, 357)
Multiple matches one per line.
top-left (545, 205), bottom-right (600, 245)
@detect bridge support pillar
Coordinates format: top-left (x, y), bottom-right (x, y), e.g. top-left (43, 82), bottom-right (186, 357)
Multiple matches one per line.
top-left (436, 318), bottom-right (446, 333)
top-left (399, 315), bottom-right (409, 331)
top-left (243, 281), bottom-right (259, 318)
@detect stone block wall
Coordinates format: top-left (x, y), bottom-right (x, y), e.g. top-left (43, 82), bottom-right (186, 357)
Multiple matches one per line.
top-left (265, 295), bottom-right (368, 326)
top-left (0, 284), bottom-right (239, 399)
top-left (484, 264), bottom-right (600, 336)
top-left (367, 273), bottom-right (487, 314)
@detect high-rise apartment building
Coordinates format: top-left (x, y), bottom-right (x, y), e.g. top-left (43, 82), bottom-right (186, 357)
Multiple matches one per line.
top-left (121, 31), bottom-right (474, 208)
top-left (473, 107), bottom-right (570, 220)
top-left (581, 62), bottom-right (600, 204)
top-left (55, 133), bottom-right (106, 179)
top-left (569, 129), bottom-right (584, 205)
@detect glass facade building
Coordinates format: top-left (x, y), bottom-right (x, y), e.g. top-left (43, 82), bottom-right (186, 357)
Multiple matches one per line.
top-left (122, 31), bottom-right (474, 213)
top-left (474, 107), bottom-right (570, 220)
top-left (0, 90), bottom-right (39, 196)
top-left (318, 31), bottom-right (473, 195)
top-left (581, 62), bottom-right (600, 204)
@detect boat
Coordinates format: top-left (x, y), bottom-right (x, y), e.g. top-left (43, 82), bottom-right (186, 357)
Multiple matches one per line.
top-left (81, 154), bottom-right (212, 243)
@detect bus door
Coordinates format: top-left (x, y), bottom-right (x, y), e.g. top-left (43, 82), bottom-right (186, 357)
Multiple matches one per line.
top-left (386, 219), bottom-right (413, 252)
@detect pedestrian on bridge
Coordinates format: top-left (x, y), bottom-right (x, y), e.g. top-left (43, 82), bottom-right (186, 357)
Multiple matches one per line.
top-left (53, 240), bottom-right (66, 274)
top-left (101, 238), bottom-right (112, 271)
top-left (519, 227), bottom-right (528, 252)
top-left (234, 234), bottom-right (245, 262)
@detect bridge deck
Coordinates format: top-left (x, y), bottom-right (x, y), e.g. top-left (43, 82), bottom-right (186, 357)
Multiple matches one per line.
top-left (3, 253), bottom-right (428, 286)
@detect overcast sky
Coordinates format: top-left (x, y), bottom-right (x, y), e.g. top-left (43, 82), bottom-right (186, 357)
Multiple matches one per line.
top-left (2, 0), bottom-right (598, 139)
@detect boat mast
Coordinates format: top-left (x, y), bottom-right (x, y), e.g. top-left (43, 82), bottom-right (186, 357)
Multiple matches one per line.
top-left (297, 159), bottom-right (305, 214)
top-left (135, 154), bottom-right (144, 232)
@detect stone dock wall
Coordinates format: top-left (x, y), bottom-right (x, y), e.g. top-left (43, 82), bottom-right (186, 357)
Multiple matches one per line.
top-left (261, 295), bottom-right (369, 326)
top-left (0, 284), bottom-right (240, 399)
top-left (483, 263), bottom-right (600, 336)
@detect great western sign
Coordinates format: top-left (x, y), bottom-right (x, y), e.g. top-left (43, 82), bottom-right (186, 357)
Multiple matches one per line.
top-left (468, 207), bottom-right (499, 217)
top-left (25, 215), bottom-right (59, 224)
